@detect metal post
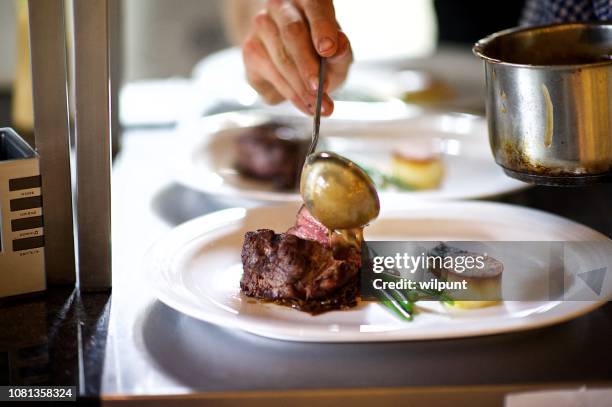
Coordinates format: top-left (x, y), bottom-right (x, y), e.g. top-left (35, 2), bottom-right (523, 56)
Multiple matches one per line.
top-left (72, 0), bottom-right (112, 290)
top-left (28, 0), bottom-right (76, 285)
top-left (109, 0), bottom-right (122, 160)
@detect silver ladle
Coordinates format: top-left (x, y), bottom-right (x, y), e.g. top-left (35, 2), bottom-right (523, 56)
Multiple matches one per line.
top-left (300, 58), bottom-right (380, 230)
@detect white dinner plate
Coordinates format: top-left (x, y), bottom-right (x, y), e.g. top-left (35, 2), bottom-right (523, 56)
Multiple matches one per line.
top-left (146, 202), bottom-right (610, 342)
top-left (173, 111), bottom-right (527, 204)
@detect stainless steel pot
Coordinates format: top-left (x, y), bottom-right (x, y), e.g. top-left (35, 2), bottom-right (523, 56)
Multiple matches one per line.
top-left (474, 23), bottom-right (612, 186)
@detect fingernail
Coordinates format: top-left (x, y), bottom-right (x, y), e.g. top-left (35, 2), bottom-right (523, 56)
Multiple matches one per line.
top-left (309, 77), bottom-right (319, 92)
top-left (318, 37), bottom-right (334, 54)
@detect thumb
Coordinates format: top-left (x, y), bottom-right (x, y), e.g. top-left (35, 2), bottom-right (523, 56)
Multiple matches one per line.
top-left (299, 0), bottom-right (338, 57)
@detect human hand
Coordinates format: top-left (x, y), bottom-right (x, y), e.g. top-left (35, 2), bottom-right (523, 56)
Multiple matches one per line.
top-left (242, 0), bottom-right (352, 116)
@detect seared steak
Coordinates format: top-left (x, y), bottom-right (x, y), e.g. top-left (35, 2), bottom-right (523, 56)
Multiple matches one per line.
top-left (234, 123), bottom-right (308, 190)
top-left (240, 208), bottom-right (362, 314)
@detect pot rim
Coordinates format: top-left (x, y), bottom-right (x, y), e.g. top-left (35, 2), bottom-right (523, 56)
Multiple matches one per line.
top-left (473, 22), bottom-right (612, 70)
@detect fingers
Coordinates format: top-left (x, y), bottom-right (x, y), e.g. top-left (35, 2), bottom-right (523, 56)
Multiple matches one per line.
top-left (242, 35), bottom-right (311, 115)
top-left (329, 31), bottom-right (352, 65)
top-left (259, 0), bottom-right (333, 114)
top-left (254, 10), bottom-right (315, 111)
top-left (267, 1), bottom-right (319, 94)
top-left (249, 78), bottom-right (284, 105)
top-left (242, 0), bottom-right (344, 116)
top-left (296, 0), bottom-right (338, 57)
top-left (321, 93), bottom-right (334, 117)
top-left (326, 31), bottom-right (353, 91)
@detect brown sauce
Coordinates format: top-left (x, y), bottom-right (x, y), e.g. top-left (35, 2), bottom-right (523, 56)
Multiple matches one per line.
top-left (329, 227), bottom-right (364, 259)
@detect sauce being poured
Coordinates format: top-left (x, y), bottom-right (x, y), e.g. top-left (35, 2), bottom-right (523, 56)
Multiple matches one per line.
top-left (300, 151), bottom-right (379, 255)
top-left (300, 151), bottom-right (380, 231)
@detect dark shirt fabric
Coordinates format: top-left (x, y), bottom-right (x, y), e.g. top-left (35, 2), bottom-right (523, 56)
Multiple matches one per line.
top-left (521, 0), bottom-right (612, 25)
top-left (434, 0), bottom-right (526, 44)
top-left (434, 0), bottom-right (610, 45)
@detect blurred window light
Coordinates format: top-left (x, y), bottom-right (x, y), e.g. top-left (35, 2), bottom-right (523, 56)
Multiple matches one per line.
top-left (334, 0), bottom-right (438, 62)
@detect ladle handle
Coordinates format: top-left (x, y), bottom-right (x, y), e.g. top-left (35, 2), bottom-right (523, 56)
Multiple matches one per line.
top-left (308, 57), bottom-right (327, 156)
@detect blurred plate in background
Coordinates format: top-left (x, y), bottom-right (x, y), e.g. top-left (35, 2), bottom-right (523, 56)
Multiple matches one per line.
top-left (191, 46), bottom-right (486, 118)
top-left (172, 111), bottom-right (527, 205)
top-left (119, 46), bottom-right (484, 128)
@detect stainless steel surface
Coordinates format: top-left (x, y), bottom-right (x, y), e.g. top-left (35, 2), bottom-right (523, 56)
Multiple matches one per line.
top-left (73, 0), bottom-right (112, 289)
top-left (28, 0), bottom-right (76, 284)
top-left (300, 151), bottom-right (379, 230)
top-left (474, 23), bottom-right (612, 186)
top-left (308, 57), bottom-right (326, 155)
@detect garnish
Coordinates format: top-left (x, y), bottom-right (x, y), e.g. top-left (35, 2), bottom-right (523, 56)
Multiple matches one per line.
top-left (368, 247), bottom-right (454, 321)
top-left (360, 165), bottom-right (414, 191)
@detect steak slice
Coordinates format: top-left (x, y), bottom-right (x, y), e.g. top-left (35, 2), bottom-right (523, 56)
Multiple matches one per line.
top-left (240, 229), bottom-right (361, 314)
top-left (286, 205), bottom-right (330, 246)
top-left (234, 123), bottom-right (308, 190)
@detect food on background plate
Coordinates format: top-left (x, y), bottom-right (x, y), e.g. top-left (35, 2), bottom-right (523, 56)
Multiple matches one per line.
top-left (401, 78), bottom-right (454, 105)
top-left (391, 143), bottom-right (444, 190)
top-left (359, 139), bottom-right (445, 192)
top-left (240, 206), bottom-right (362, 314)
top-left (234, 123), bottom-right (308, 190)
top-left (233, 122), bottom-right (445, 193)
top-left (428, 243), bottom-right (503, 309)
